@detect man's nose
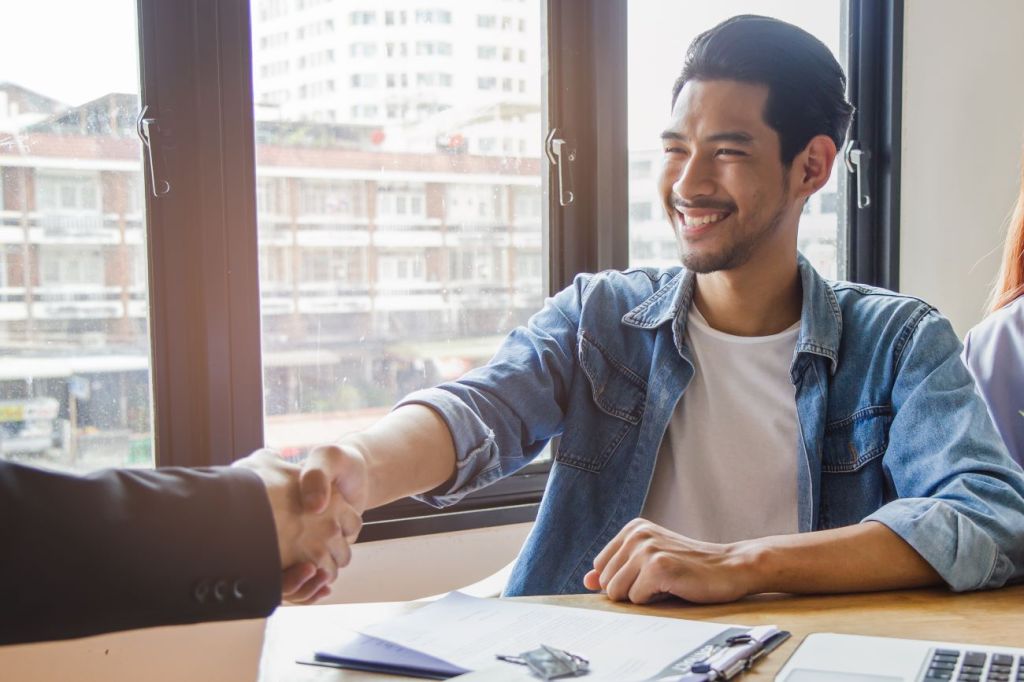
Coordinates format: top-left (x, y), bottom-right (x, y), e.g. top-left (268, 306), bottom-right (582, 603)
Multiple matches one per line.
top-left (673, 156), bottom-right (715, 200)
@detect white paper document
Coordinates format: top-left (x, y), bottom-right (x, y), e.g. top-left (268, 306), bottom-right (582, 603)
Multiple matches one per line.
top-left (357, 591), bottom-right (738, 681)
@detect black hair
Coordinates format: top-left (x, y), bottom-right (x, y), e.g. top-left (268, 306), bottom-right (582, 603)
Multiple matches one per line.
top-left (671, 15), bottom-right (854, 165)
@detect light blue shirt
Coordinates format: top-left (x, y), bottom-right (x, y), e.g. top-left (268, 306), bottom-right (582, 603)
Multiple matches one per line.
top-left (964, 295), bottom-right (1024, 467)
top-left (401, 256), bottom-right (1024, 596)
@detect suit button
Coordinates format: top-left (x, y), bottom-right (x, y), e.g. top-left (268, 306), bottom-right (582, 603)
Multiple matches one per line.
top-left (213, 579), bottom-right (228, 602)
top-left (232, 579), bottom-right (246, 600)
top-left (193, 580), bottom-right (210, 604)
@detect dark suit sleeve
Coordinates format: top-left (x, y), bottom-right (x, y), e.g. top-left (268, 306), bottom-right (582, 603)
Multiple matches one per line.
top-left (0, 461), bottom-right (282, 645)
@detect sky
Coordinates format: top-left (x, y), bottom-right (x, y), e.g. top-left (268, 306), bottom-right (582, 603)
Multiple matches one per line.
top-left (0, 0), bottom-right (139, 107)
top-left (0, 0), bottom-right (841, 143)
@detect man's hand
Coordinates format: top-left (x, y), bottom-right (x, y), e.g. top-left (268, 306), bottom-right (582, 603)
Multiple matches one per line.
top-left (282, 408), bottom-right (458, 601)
top-left (234, 449), bottom-right (362, 603)
top-left (298, 443), bottom-right (369, 517)
top-left (270, 443), bottom-right (370, 603)
top-left (583, 518), bottom-right (758, 604)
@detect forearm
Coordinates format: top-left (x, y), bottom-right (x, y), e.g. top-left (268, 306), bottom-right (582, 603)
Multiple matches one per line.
top-left (342, 404), bottom-right (457, 509)
top-left (739, 521), bottom-right (942, 595)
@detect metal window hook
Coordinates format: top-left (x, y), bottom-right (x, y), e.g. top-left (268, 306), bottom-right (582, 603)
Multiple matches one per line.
top-left (545, 128), bottom-right (575, 207)
top-left (842, 139), bottom-right (870, 209)
top-left (136, 105), bottom-right (171, 198)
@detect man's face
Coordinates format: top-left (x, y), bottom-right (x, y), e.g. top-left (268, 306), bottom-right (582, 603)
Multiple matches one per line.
top-left (657, 79), bottom-right (793, 274)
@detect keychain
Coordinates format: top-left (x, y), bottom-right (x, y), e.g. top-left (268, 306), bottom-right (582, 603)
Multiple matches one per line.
top-left (496, 643), bottom-right (590, 680)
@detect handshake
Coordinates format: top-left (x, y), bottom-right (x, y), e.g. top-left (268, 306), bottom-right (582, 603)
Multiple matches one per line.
top-left (234, 443), bottom-right (367, 604)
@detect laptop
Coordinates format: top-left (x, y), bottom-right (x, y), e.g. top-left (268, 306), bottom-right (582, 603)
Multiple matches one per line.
top-left (776, 633), bottom-right (1024, 682)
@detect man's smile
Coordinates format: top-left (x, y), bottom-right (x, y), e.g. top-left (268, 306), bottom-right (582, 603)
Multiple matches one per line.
top-left (680, 211), bottom-right (729, 227)
top-left (671, 201), bottom-right (736, 237)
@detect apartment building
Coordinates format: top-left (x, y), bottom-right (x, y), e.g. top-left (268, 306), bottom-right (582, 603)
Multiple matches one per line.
top-left (0, 87), bottom-right (543, 468)
top-left (251, 0), bottom-right (543, 158)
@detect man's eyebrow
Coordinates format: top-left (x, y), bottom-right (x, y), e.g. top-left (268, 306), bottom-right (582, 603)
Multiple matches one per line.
top-left (659, 130), bottom-right (755, 144)
top-left (706, 131), bottom-right (754, 144)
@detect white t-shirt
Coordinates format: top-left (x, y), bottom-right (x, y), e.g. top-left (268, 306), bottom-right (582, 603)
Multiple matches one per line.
top-left (641, 306), bottom-right (801, 543)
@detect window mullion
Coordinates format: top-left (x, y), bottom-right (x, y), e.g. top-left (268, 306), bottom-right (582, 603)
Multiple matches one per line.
top-left (138, 0), bottom-right (264, 467)
top-left (546, 0), bottom-right (628, 290)
top-left (845, 0), bottom-right (903, 289)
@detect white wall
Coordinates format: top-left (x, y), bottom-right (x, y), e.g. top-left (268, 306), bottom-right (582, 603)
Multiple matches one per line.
top-left (322, 522), bottom-right (532, 603)
top-left (899, 0), bottom-right (1024, 336)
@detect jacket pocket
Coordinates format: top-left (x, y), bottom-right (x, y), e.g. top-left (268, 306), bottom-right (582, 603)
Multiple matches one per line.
top-left (821, 405), bottom-right (892, 473)
top-left (555, 333), bottom-right (647, 473)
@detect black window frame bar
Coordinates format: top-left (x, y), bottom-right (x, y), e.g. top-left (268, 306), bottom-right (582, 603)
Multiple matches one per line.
top-left (845, 0), bottom-right (903, 289)
top-left (138, 0), bottom-right (265, 468)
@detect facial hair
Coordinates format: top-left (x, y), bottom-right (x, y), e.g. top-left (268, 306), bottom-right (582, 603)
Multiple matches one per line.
top-left (672, 185), bottom-right (789, 275)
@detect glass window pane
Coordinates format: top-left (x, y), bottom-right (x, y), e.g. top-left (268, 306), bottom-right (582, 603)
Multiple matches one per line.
top-left (0, 0), bottom-right (154, 472)
top-left (252, 0), bottom-right (544, 457)
top-left (627, 1), bottom-right (846, 280)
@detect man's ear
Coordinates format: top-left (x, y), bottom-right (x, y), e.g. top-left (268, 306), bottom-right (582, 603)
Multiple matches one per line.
top-left (791, 135), bottom-right (838, 199)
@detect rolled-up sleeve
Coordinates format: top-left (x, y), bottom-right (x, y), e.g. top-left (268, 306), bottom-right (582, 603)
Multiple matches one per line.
top-left (397, 274), bottom-right (592, 508)
top-left (863, 310), bottom-right (1024, 591)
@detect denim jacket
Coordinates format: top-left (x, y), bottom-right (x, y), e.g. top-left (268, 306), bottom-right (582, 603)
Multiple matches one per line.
top-left (400, 256), bottom-right (1024, 596)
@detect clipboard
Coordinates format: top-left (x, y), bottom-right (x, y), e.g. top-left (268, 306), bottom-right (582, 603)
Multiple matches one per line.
top-left (641, 625), bottom-right (791, 681)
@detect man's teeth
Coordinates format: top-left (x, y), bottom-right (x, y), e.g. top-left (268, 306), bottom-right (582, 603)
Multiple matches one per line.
top-left (681, 212), bottom-right (727, 227)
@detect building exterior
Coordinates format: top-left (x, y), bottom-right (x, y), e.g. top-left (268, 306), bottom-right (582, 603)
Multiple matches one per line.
top-left (0, 86), bottom-right (544, 470)
top-left (251, 0), bottom-right (543, 158)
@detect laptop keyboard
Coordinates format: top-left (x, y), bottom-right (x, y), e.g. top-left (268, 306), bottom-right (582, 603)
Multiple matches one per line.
top-left (923, 648), bottom-right (1024, 682)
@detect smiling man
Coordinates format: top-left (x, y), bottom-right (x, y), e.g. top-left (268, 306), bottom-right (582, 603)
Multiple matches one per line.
top-left (289, 15), bottom-right (1024, 604)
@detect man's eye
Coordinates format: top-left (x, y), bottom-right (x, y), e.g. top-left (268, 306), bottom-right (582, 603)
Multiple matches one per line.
top-left (715, 148), bottom-right (746, 157)
top-left (663, 147), bottom-right (687, 155)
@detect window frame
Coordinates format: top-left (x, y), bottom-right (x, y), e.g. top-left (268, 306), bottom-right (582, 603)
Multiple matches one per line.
top-left (844, 0), bottom-right (904, 289)
top-left (137, 0), bottom-right (902, 539)
top-left (138, 0), bottom-right (264, 467)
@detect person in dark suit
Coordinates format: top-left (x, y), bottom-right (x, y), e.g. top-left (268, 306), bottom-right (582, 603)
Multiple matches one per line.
top-left (0, 449), bottom-right (361, 645)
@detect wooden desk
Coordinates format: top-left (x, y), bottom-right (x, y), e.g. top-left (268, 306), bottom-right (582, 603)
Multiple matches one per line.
top-left (259, 585), bottom-right (1024, 681)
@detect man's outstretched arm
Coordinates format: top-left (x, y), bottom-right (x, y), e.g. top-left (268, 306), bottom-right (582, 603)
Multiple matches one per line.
top-left (300, 404), bottom-right (457, 513)
top-left (584, 518), bottom-right (941, 604)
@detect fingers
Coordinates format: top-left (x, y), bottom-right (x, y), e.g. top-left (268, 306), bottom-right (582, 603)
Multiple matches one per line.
top-left (589, 518), bottom-right (651, 592)
top-left (591, 517), bottom-right (645, 576)
top-left (626, 553), bottom-right (676, 604)
top-left (295, 582), bottom-right (333, 605)
top-left (299, 447), bottom-right (337, 514)
top-left (326, 532), bottom-right (352, 572)
top-left (284, 567), bottom-right (331, 604)
top-left (281, 562), bottom-right (317, 596)
top-left (588, 518), bottom-right (688, 603)
top-left (301, 443), bottom-right (370, 513)
top-left (603, 550), bottom-right (646, 602)
top-left (325, 493), bottom-right (363, 542)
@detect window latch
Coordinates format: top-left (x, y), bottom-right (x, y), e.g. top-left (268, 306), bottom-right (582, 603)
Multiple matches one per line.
top-left (843, 139), bottom-right (870, 209)
top-left (545, 128), bottom-right (575, 207)
top-left (136, 105), bottom-right (171, 198)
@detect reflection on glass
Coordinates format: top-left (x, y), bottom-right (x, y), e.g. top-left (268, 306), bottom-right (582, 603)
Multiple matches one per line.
top-left (0, 1), bottom-right (153, 473)
top-left (252, 1), bottom-right (545, 457)
top-left (627, 1), bottom-right (846, 279)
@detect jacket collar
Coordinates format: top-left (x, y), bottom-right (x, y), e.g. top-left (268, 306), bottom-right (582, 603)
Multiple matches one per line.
top-left (621, 254), bottom-right (842, 377)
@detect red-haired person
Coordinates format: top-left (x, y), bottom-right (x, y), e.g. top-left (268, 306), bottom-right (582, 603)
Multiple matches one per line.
top-left (963, 154), bottom-right (1024, 466)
